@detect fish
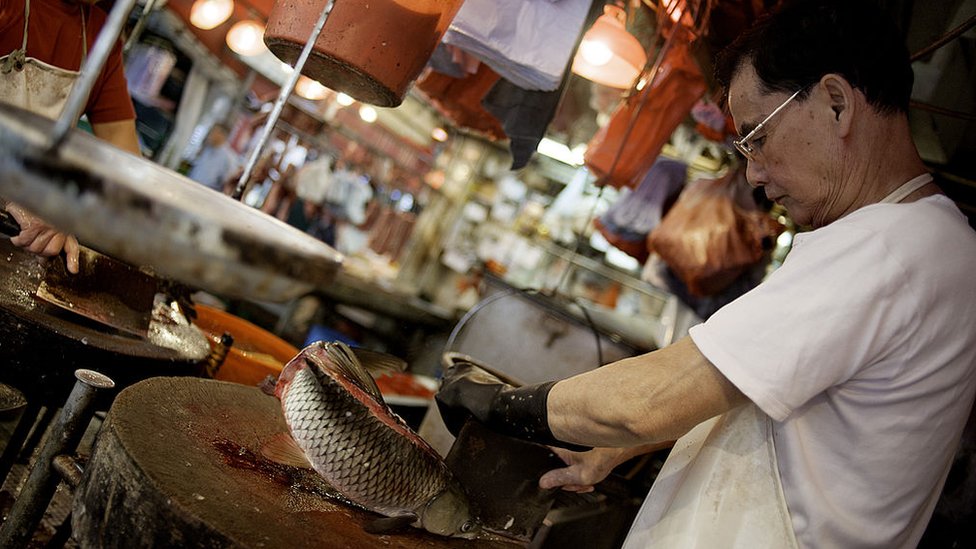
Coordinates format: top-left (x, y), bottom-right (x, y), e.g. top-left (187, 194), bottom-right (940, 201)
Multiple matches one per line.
top-left (265, 341), bottom-right (481, 539)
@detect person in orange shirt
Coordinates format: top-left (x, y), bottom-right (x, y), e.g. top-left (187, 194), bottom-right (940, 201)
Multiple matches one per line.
top-left (0, 0), bottom-right (141, 273)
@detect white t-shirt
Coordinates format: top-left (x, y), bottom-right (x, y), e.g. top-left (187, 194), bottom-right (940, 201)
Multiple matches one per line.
top-left (689, 195), bottom-right (976, 548)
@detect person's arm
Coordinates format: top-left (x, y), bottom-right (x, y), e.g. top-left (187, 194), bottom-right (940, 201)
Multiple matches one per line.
top-left (548, 337), bottom-right (747, 448)
top-left (437, 337), bottom-right (747, 450)
top-left (91, 119), bottom-right (141, 156)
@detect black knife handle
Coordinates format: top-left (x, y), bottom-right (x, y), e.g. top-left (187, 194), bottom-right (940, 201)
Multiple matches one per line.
top-left (0, 209), bottom-right (22, 237)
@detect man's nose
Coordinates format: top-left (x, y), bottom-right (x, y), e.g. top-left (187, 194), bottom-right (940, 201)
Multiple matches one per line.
top-left (745, 159), bottom-right (767, 188)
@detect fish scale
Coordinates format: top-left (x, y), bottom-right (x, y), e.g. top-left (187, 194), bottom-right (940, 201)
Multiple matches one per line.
top-left (282, 350), bottom-right (449, 515)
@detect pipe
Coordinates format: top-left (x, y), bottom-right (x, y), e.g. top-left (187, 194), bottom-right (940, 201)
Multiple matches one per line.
top-left (232, 0), bottom-right (337, 200)
top-left (0, 370), bottom-right (115, 549)
top-left (123, 0), bottom-right (162, 55)
top-left (49, 0), bottom-right (139, 151)
top-left (52, 455), bottom-right (84, 489)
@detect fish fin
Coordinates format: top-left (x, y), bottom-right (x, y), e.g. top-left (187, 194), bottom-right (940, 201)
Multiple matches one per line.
top-left (349, 348), bottom-right (408, 375)
top-left (363, 514), bottom-right (416, 535)
top-left (325, 341), bottom-right (386, 402)
top-left (259, 433), bottom-right (313, 469)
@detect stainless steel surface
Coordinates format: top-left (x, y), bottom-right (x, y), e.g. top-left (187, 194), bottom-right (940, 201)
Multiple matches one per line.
top-left (233, 0), bottom-right (335, 199)
top-left (0, 104), bottom-right (343, 302)
top-left (0, 369), bottom-right (114, 549)
top-left (50, 0), bottom-right (138, 151)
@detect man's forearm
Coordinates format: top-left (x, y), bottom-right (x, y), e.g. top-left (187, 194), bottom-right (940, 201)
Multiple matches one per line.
top-left (547, 337), bottom-right (748, 448)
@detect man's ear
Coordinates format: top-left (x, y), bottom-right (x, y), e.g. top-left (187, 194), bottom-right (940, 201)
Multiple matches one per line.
top-left (820, 74), bottom-right (855, 137)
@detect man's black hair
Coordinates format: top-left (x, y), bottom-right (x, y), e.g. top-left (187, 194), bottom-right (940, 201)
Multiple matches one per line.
top-left (714, 0), bottom-right (914, 114)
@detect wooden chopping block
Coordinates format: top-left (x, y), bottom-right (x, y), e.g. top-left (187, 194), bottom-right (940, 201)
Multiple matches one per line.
top-left (71, 377), bottom-right (519, 548)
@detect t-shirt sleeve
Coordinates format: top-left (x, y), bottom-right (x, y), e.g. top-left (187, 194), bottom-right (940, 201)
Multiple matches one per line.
top-left (84, 11), bottom-right (135, 124)
top-left (689, 224), bottom-right (913, 421)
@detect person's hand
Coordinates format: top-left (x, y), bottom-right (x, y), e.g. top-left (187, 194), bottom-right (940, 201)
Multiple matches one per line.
top-left (6, 203), bottom-right (80, 274)
top-left (539, 447), bottom-right (630, 493)
top-left (435, 360), bottom-right (591, 451)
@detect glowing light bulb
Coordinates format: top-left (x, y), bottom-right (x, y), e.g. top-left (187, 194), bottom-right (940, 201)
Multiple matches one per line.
top-left (335, 93), bottom-right (354, 106)
top-left (295, 76), bottom-right (328, 100)
top-left (359, 105), bottom-right (377, 123)
top-left (189, 0), bottom-right (233, 30)
top-left (580, 39), bottom-right (613, 67)
top-left (431, 127), bottom-right (448, 142)
top-left (226, 20), bottom-right (266, 56)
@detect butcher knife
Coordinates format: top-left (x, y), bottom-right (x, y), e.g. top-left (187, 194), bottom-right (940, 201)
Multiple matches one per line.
top-left (1, 208), bottom-right (156, 336)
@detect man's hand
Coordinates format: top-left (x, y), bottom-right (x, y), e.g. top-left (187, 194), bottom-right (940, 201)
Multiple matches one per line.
top-left (539, 442), bottom-right (672, 492)
top-left (435, 360), bottom-right (591, 451)
top-left (6, 203), bottom-right (80, 273)
top-left (539, 447), bottom-right (627, 493)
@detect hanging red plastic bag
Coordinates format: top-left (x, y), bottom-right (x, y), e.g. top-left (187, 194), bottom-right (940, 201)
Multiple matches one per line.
top-left (647, 171), bottom-right (782, 297)
top-left (584, 27), bottom-right (706, 189)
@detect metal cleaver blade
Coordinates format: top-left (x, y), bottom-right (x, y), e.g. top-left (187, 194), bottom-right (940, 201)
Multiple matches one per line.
top-left (34, 246), bottom-right (158, 337)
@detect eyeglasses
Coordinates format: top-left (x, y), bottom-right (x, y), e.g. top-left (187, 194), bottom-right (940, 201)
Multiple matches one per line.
top-left (733, 89), bottom-right (803, 161)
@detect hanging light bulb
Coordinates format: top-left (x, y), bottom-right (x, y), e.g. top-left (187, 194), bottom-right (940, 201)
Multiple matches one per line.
top-left (189, 0), bottom-right (234, 30)
top-left (571, 4), bottom-right (647, 89)
top-left (295, 76), bottom-right (328, 100)
top-left (335, 93), bottom-right (354, 106)
top-left (431, 127), bottom-right (449, 142)
top-left (359, 105), bottom-right (378, 123)
top-left (226, 20), bottom-right (266, 56)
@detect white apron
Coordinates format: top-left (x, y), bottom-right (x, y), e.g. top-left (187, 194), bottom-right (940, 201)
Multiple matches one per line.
top-left (622, 173), bottom-right (934, 549)
top-left (0, 0), bottom-right (86, 119)
top-left (623, 403), bottom-right (798, 549)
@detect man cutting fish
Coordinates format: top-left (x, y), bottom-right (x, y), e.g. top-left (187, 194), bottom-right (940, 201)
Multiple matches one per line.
top-left (436, 1), bottom-right (976, 547)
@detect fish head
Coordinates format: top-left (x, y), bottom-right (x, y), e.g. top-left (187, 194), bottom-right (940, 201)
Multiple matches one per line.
top-left (418, 485), bottom-right (481, 539)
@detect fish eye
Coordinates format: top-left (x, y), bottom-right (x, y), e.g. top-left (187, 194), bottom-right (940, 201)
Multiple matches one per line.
top-left (460, 521), bottom-right (474, 533)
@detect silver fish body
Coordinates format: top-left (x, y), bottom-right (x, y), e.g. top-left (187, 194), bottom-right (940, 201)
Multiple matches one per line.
top-left (275, 341), bottom-right (479, 538)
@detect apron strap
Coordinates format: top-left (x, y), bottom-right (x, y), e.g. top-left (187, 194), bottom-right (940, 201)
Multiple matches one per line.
top-left (880, 174), bottom-right (933, 204)
top-left (81, 4), bottom-right (88, 61)
top-left (21, 0), bottom-right (30, 50)
top-left (0, 0), bottom-right (29, 72)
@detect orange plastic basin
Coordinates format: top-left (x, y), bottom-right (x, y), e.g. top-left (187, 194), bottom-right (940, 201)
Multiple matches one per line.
top-left (193, 305), bottom-right (299, 387)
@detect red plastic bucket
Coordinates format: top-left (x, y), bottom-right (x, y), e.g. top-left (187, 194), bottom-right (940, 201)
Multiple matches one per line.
top-left (264, 0), bottom-right (465, 107)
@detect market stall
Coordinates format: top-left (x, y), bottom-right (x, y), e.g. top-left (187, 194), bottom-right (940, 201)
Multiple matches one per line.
top-left (0, 0), bottom-right (974, 547)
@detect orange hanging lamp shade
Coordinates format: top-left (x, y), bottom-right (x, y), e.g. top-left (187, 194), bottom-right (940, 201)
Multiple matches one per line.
top-left (571, 5), bottom-right (647, 89)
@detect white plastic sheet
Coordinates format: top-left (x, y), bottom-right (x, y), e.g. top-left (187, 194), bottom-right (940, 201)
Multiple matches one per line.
top-left (443, 0), bottom-right (591, 91)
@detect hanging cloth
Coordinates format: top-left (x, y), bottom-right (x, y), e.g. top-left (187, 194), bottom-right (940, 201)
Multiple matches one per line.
top-left (0, 0), bottom-right (87, 119)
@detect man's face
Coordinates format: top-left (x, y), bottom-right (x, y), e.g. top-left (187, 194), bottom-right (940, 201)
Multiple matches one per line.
top-left (728, 64), bottom-right (840, 228)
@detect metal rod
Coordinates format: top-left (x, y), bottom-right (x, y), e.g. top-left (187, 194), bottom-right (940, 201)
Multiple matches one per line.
top-left (232, 0), bottom-right (336, 200)
top-left (0, 401), bottom-right (38, 489)
top-left (0, 370), bottom-right (115, 549)
top-left (123, 0), bottom-right (162, 55)
top-left (48, 0), bottom-right (139, 152)
top-left (52, 455), bottom-right (84, 488)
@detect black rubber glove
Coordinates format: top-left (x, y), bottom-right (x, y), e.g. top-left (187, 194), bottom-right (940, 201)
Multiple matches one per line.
top-left (435, 360), bottom-right (591, 452)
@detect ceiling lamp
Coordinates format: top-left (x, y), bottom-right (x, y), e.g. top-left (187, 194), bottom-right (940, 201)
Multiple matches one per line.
top-left (189, 0), bottom-right (234, 30)
top-left (431, 127), bottom-right (449, 142)
top-left (335, 93), bottom-right (354, 106)
top-left (359, 105), bottom-right (378, 123)
top-left (571, 4), bottom-right (647, 89)
top-left (295, 76), bottom-right (328, 100)
top-left (226, 20), bottom-right (266, 56)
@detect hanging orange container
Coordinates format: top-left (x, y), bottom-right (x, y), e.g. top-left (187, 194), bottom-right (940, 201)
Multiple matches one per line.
top-left (264, 0), bottom-right (466, 107)
top-left (193, 305), bottom-right (300, 387)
